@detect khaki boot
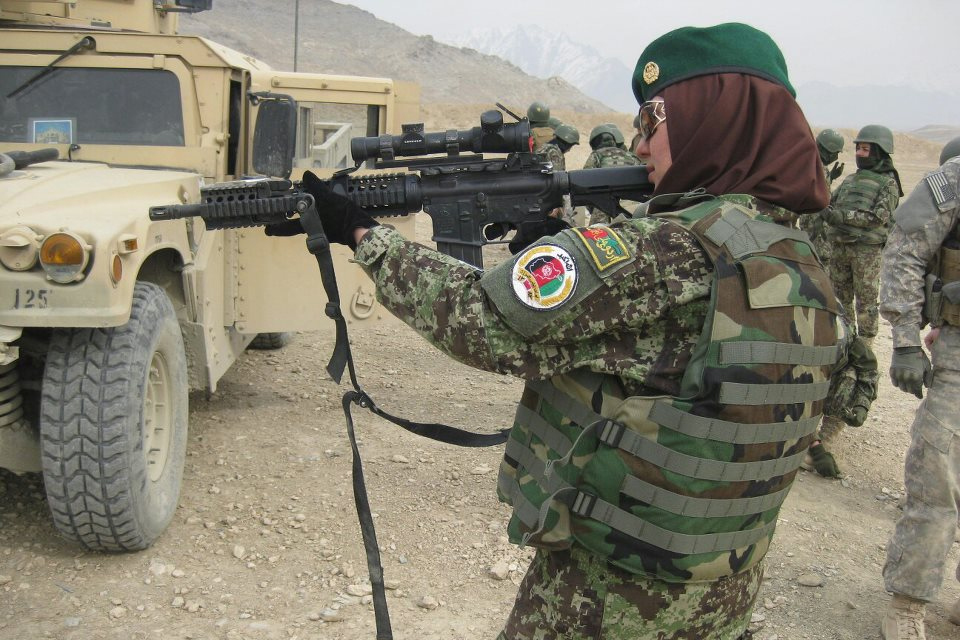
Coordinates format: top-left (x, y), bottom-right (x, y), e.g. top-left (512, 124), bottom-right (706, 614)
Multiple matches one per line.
top-left (880, 594), bottom-right (926, 640)
top-left (949, 597), bottom-right (960, 625)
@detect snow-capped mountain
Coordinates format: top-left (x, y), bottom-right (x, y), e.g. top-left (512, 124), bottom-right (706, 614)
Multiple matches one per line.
top-left (449, 24), bottom-right (637, 113)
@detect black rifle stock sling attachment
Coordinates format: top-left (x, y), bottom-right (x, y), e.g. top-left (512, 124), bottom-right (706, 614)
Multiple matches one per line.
top-left (296, 186), bottom-right (508, 640)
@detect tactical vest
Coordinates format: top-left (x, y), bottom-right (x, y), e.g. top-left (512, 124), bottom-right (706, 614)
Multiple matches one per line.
top-left (531, 126), bottom-right (554, 151)
top-left (938, 217), bottom-right (960, 326)
top-left (587, 146), bottom-right (642, 169)
top-left (496, 201), bottom-right (841, 583)
top-left (827, 169), bottom-right (895, 244)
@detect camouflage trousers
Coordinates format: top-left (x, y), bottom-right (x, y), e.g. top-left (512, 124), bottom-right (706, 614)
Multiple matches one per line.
top-left (497, 547), bottom-right (763, 639)
top-left (828, 242), bottom-right (883, 338)
top-left (883, 326), bottom-right (960, 602)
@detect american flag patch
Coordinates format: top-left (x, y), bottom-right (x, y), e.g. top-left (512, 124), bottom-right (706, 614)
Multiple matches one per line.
top-left (925, 171), bottom-right (957, 206)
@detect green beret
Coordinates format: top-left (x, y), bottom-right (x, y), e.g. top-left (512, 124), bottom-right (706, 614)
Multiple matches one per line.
top-left (632, 23), bottom-right (795, 104)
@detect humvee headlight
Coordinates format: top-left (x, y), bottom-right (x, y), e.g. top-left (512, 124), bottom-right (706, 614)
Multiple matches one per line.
top-left (39, 232), bottom-right (91, 283)
top-left (0, 226), bottom-right (41, 271)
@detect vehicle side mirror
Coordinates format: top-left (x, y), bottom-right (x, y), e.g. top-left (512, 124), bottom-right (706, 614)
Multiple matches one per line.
top-left (251, 93), bottom-right (297, 179)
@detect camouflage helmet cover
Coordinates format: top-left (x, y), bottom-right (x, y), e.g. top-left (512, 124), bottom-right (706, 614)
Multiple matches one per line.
top-left (555, 123), bottom-right (580, 145)
top-left (940, 136), bottom-right (960, 165)
top-left (854, 124), bottom-right (895, 155)
top-left (527, 101), bottom-right (551, 126)
top-left (816, 129), bottom-right (844, 154)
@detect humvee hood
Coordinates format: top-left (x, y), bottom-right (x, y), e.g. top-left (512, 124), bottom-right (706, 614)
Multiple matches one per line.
top-left (0, 161), bottom-right (199, 227)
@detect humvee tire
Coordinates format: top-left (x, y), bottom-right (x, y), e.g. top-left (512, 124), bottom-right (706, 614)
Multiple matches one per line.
top-left (248, 332), bottom-right (293, 350)
top-left (39, 282), bottom-right (188, 551)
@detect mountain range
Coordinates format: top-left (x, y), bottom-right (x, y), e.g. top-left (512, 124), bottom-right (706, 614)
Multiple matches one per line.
top-left (180, 2), bottom-right (960, 141)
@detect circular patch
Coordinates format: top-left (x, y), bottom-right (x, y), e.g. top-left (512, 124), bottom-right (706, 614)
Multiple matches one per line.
top-left (511, 244), bottom-right (578, 310)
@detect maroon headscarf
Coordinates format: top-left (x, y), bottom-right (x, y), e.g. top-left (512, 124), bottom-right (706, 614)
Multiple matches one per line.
top-left (650, 73), bottom-right (829, 214)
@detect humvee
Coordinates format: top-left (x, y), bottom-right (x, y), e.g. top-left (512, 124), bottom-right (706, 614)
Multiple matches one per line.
top-left (0, 0), bottom-right (419, 551)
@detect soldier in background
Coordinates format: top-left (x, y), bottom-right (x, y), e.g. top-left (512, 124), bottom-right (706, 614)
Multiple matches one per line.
top-left (527, 101), bottom-right (554, 150)
top-left (813, 125), bottom-right (902, 473)
top-left (630, 112), bottom-right (643, 154)
top-left (940, 136), bottom-right (960, 165)
top-left (535, 123), bottom-right (579, 225)
top-left (878, 143), bottom-right (960, 640)
top-left (547, 115), bottom-right (561, 131)
top-left (799, 128), bottom-right (845, 266)
top-left (582, 123), bottom-right (642, 224)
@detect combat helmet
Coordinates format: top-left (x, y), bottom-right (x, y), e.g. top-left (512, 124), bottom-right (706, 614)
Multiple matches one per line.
top-left (816, 129), bottom-right (844, 154)
top-left (589, 124), bottom-right (617, 149)
top-left (547, 116), bottom-right (562, 130)
top-left (527, 101), bottom-right (551, 127)
top-left (940, 136), bottom-right (960, 165)
top-left (554, 123), bottom-right (580, 145)
top-left (854, 124), bottom-right (895, 155)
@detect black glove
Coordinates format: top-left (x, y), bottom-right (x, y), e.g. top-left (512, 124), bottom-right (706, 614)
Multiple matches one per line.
top-left (508, 217), bottom-right (570, 255)
top-left (264, 219), bottom-right (305, 237)
top-left (297, 171), bottom-right (378, 250)
top-left (890, 346), bottom-right (933, 399)
top-left (809, 443), bottom-right (841, 478)
top-left (828, 162), bottom-right (845, 183)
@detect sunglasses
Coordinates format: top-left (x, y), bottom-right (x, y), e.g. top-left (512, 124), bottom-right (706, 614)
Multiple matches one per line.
top-left (637, 100), bottom-right (666, 141)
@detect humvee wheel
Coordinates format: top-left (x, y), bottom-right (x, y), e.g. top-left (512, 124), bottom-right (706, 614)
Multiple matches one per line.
top-left (248, 332), bottom-right (292, 350)
top-left (40, 282), bottom-right (188, 551)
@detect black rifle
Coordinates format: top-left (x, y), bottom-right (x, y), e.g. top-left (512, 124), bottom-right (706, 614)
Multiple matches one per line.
top-left (149, 110), bottom-right (653, 268)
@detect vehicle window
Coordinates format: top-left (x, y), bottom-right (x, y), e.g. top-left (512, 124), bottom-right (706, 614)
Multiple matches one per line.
top-left (296, 102), bottom-right (378, 169)
top-left (0, 67), bottom-right (185, 146)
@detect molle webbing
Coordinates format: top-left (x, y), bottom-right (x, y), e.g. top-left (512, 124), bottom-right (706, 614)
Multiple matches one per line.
top-left (500, 437), bottom-right (780, 555)
top-left (703, 208), bottom-right (811, 259)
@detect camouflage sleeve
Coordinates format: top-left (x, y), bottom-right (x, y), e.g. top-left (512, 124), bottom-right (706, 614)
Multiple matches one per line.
top-left (824, 333), bottom-right (878, 425)
top-left (582, 152), bottom-right (599, 170)
top-left (352, 223), bottom-right (710, 382)
top-left (880, 166), bottom-right (960, 347)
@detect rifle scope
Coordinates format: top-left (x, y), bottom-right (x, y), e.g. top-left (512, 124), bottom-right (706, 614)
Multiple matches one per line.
top-left (351, 109), bottom-right (531, 163)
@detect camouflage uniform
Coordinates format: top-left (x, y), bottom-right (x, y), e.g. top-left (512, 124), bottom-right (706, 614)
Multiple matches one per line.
top-left (880, 158), bottom-right (960, 604)
top-left (582, 147), bottom-right (642, 225)
top-left (797, 163), bottom-right (841, 266)
top-left (535, 141), bottom-right (575, 225)
top-left (824, 169), bottom-right (901, 340)
top-left (354, 193), bottom-right (844, 639)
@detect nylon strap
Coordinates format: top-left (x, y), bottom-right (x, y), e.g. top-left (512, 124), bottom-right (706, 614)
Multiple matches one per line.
top-left (501, 440), bottom-right (777, 555)
top-left (620, 474), bottom-right (791, 518)
top-left (719, 381), bottom-right (830, 405)
top-left (703, 208), bottom-right (811, 258)
top-left (719, 341), bottom-right (841, 366)
top-left (648, 401), bottom-right (820, 444)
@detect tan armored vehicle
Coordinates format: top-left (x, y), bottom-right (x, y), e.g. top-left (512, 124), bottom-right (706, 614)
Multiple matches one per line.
top-left (0, 0), bottom-right (419, 550)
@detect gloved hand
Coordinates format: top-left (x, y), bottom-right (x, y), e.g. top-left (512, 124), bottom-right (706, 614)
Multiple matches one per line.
top-left (508, 216), bottom-right (570, 255)
top-left (828, 162), bottom-right (845, 183)
top-left (890, 346), bottom-right (933, 399)
top-left (809, 443), bottom-right (841, 478)
top-left (821, 206), bottom-right (845, 226)
top-left (295, 171), bottom-right (378, 250)
top-left (846, 406), bottom-right (869, 427)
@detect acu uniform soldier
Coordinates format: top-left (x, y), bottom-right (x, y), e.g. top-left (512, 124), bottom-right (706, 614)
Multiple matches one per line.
top-left (583, 123), bottom-right (642, 225)
top-left (527, 101), bottom-right (554, 150)
top-left (878, 139), bottom-right (960, 640)
top-left (297, 22), bottom-right (877, 639)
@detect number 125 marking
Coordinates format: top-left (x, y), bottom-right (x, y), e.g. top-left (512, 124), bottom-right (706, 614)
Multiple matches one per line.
top-left (13, 289), bottom-right (49, 309)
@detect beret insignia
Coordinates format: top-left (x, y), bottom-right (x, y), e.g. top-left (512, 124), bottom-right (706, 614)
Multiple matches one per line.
top-left (643, 61), bottom-right (660, 85)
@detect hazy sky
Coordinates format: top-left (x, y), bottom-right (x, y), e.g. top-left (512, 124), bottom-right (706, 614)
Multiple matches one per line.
top-left (334, 0), bottom-right (959, 95)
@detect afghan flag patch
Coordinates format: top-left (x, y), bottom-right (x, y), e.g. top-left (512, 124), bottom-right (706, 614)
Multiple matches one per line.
top-left (512, 244), bottom-right (578, 310)
top-left (574, 226), bottom-right (630, 271)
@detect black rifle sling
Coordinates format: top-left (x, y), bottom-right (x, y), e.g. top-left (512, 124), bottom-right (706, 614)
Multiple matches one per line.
top-left (296, 198), bottom-right (508, 640)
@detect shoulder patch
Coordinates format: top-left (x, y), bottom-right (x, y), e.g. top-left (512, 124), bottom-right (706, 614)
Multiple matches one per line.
top-left (511, 244), bottom-right (578, 310)
top-left (573, 226), bottom-right (631, 272)
top-left (924, 171), bottom-right (958, 210)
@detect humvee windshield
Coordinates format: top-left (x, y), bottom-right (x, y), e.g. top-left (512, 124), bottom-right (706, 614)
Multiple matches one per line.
top-left (0, 67), bottom-right (184, 146)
